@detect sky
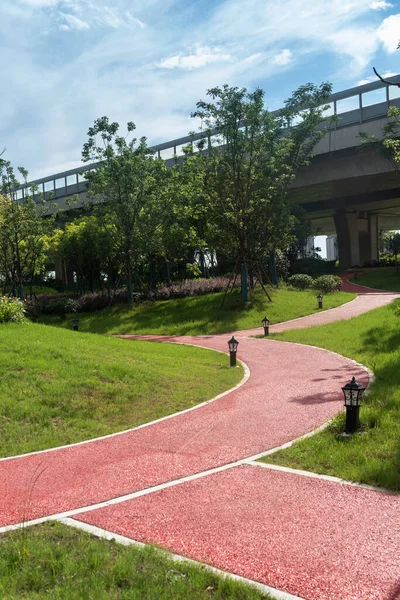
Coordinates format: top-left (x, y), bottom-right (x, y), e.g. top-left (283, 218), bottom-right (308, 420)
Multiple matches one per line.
top-left (1, 0), bottom-right (400, 184)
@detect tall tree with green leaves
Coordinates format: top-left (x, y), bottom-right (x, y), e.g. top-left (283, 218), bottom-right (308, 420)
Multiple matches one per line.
top-left (81, 117), bottom-right (167, 301)
top-left (0, 158), bottom-right (54, 298)
top-left (191, 83), bottom-right (332, 301)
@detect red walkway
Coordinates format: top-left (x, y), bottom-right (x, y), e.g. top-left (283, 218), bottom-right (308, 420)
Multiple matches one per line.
top-left (1, 278), bottom-right (399, 600)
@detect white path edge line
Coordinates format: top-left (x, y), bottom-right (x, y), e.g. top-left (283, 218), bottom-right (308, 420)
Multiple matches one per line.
top-left (57, 517), bottom-right (305, 600)
top-left (0, 347), bottom-right (250, 463)
top-left (0, 338), bottom-right (382, 537)
top-left (237, 294), bottom-right (361, 336)
top-left (246, 462), bottom-right (397, 495)
top-left (1, 407), bottom-right (386, 537)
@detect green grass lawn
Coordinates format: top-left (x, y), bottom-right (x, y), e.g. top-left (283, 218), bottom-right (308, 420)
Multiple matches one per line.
top-left (350, 267), bottom-right (400, 292)
top-left (260, 301), bottom-right (400, 491)
top-left (0, 522), bottom-right (272, 599)
top-left (0, 323), bottom-right (243, 458)
top-left (39, 287), bottom-right (355, 336)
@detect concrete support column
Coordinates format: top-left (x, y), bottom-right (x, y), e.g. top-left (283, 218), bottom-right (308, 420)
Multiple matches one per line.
top-left (54, 256), bottom-right (74, 287)
top-left (369, 214), bottom-right (379, 262)
top-left (333, 211), bottom-right (360, 268)
top-left (54, 256), bottom-right (66, 284)
top-left (334, 211), bottom-right (380, 268)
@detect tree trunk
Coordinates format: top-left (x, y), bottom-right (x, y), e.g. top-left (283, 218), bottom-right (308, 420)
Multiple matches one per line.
top-left (241, 263), bottom-right (248, 302)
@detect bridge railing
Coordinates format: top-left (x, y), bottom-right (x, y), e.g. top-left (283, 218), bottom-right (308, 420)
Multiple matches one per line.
top-left (16, 74), bottom-right (400, 201)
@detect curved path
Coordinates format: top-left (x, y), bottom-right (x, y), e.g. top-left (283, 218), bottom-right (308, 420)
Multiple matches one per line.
top-left (1, 277), bottom-right (399, 600)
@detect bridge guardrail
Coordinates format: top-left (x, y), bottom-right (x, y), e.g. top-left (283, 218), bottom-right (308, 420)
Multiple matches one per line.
top-left (15, 74), bottom-right (400, 201)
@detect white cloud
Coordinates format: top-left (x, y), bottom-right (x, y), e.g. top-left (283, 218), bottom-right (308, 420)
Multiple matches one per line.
top-left (59, 12), bottom-right (90, 31)
top-left (18, 0), bottom-right (58, 6)
top-left (270, 48), bottom-right (292, 66)
top-left (370, 1), bottom-right (393, 9)
top-left (357, 71), bottom-right (396, 85)
top-left (329, 27), bottom-right (378, 69)
top-left (159, 47), bottom-right (231, 70)
top-left (240, 53), bottom-right (262, 65)
top-left (377, 13), bottom-right (400, 52)
top-left (125, 12), bottom-right (146, 29)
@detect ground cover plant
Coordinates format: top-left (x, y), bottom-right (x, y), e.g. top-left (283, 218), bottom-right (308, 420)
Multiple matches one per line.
top-left (261, 301), bottom-right (400, 491)
top-left (350, 267), bottom-right (400, 291)
top-left (39, 287), bottom-right (355, 336)
top-left (0, 323), bottom-right (243, 457)
top-left (0, 522), bottom-right (272, 599)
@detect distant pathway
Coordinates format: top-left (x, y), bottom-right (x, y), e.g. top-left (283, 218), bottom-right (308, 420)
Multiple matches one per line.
top-left (1, 274), bottom-right (399, 600)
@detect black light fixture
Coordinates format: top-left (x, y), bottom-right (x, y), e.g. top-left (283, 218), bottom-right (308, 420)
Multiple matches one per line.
top-left (227, 336), bottom-right (239, 367)
top-left (72, 318), bottom-right (79, 331)
top-left (317, 294), bottom-right (323, 309)
top-left (262, 316), bottom-right (270, 337)
top-left (341, 376), bottom-right (366, 433)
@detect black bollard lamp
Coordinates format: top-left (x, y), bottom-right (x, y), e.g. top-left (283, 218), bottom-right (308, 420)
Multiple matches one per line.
top-left (341, 376), bottom-right (366, 433)
top-left (228, 336), bottom-right (239, 367)
top-left (262, 316), bottom-right (270, 337)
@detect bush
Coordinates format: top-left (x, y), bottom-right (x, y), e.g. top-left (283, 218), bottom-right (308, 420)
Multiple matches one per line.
top-left (313, 275), bottom-right (342, 294)
top-left (40, 298), bottom-right (78, 316)
top-left (0, 296), bottom-right (25, 323)
top-left (287, 274), bottom-right (314, 290)
top-left (291, 257), bottom-right (337, 277)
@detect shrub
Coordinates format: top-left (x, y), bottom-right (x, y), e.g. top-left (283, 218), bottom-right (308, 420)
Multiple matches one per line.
top-left (291, 257), bottom-right (337, 277)
top-left (149, 277), bottom-right (232, 300)
top-left (313, 275), bottom-right (342, 294)
top-left (287, 274), bottom-right (314, 290)
top-left (0, 296), bottom-right (25, 323)
top-left (40, 298), bottom-right (78, 316)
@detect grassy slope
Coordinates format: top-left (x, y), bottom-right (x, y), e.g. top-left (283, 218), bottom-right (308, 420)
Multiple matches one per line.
top-left (351, 267), bottom-right (400, 292)
top-left (0, 522), bottom-right (272, 600)
top-left (261, 301), bottom-right (400, 491)
top-left (0, 323), bottom-right (243, 457)
top-left (39, 288), bottom-right (355, 336)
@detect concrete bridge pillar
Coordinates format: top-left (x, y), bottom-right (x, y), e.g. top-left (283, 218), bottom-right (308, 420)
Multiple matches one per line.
top-left (54, 256), bottom-right (74, 287)
top-left (333, 211), bottom-right (379, 268)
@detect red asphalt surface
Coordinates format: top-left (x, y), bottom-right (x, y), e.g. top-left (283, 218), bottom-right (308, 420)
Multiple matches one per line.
top-left (1, 274), bottom-right (400, 599)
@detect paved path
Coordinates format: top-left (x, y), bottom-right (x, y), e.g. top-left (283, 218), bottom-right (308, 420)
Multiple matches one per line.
top-left (1, 277), bottom-right (399, 600)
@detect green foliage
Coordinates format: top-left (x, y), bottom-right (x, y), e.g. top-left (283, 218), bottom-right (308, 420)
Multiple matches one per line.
top-left (0, 522), bottom-right (272, 599)
top-left (381, 231), bottom-right (400, 272)
top-left (287, 274), bottom-right (314, 290)
top-left (0, 158), bottom-right (55, 297)
top-left (313, 274), bottom-right (342, 294)
top-left (0, 322), bottom-right (243, 457)
top-left (267, 301), bottom-right (400, 490)
top-left (0, 296), bottom-right (25, 323)
top-left (290, 256), bottom-right (337, 276)
top-left (40, 297), bottom-right (78, 316)
top-left (82, 117), bottom-right (167, 301)
top-left (191, 83), bottom-right (332, 287)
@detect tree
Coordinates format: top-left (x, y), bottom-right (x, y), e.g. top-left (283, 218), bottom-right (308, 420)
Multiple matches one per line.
top-left (382, 230), bottom-right (400, 272)
top-left (191, 83), bottom-right (332, 301)
top-left (50, 216), bottom-right (120, 293)
top-left (0, 158), bottom-right (54, 298)
top-left (81, 117), bottom-right (167, 302)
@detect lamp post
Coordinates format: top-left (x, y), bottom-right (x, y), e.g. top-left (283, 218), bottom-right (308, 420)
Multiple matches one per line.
top-left (317, 294), bottom-right (323, 309)
top-left (228, 336), bottom-right (239, 367)
top-left (72, 318), bottom-right (79, 331)
top-left (341, 376), bottom-right (366, 433)
top-left (262, 316), bottom-right (270, 337)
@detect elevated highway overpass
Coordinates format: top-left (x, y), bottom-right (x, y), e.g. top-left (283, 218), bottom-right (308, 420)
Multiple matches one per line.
top-left (18, 75), bottom-right (400, 268)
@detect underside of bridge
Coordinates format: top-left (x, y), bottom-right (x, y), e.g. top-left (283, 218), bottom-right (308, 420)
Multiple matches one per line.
top-left (290, 145), bottom-right (400, 268)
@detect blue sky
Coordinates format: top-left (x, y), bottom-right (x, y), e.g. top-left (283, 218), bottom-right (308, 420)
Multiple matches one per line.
top-left (1, 0), bottom-right (400, 181)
